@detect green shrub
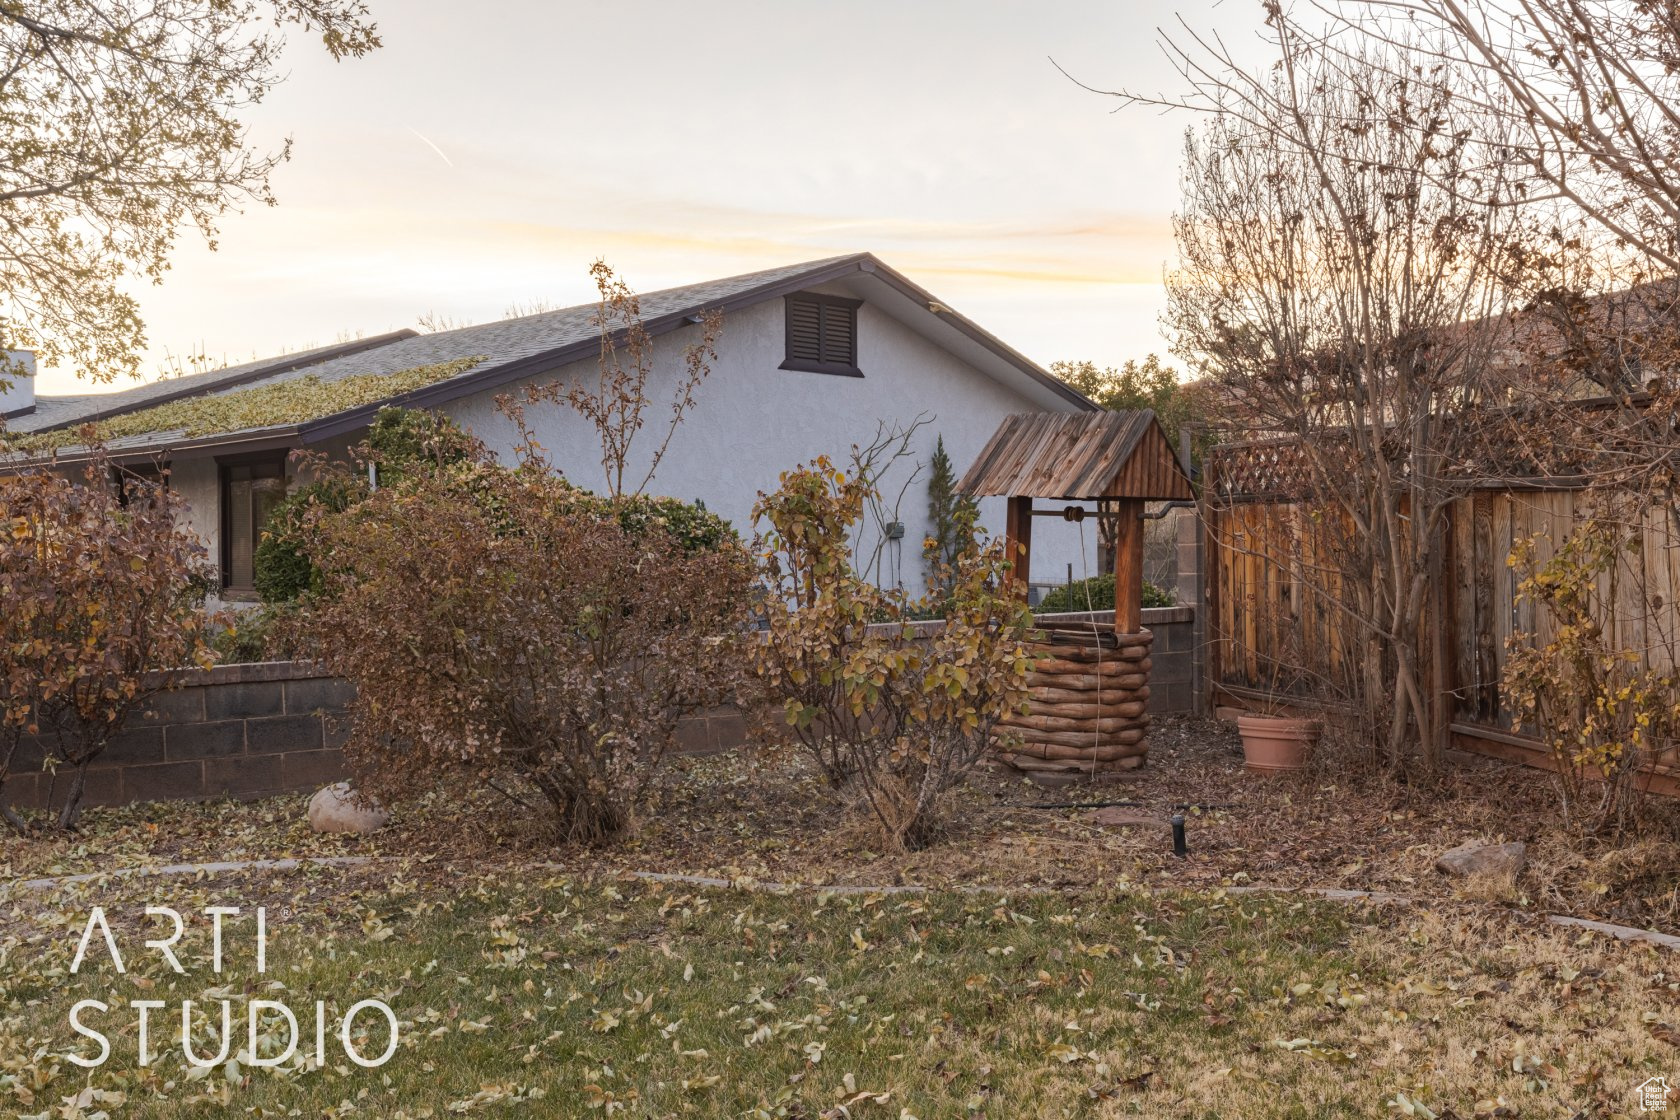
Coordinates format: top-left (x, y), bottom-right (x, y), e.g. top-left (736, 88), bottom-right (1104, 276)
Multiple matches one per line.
top-left (923, 434), bottom-right (979, 598)
top-left (210, 604), bottom-right (307, 664)
top-left (365, 405), bottom-right (474, 483)
top-left (433, 472), bottom-right (735, 557)
top-left (582, 492), bottom-right (736, 554)
top-left (212, 615), bottom-right (270, 664)
top-left (1035, 573), bottom-right (1174, 614)
top-left (253, 409), bottom-right (478, 604)
top-left (253, 477), bottom-right (367, 603)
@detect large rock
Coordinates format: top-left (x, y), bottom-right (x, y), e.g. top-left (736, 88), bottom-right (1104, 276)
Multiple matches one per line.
top-left (308, 782), bottom-right (390, 834)
top-left (1435, 840), bottom-right (1526, 879)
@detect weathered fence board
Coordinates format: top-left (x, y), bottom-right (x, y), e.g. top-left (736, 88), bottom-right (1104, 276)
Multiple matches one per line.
top-left (1206, 472), bottom-right (1680, 771)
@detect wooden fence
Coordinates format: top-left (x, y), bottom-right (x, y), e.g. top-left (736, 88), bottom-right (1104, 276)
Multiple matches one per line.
top-left (1203, 448), bottom-right (1680, 787)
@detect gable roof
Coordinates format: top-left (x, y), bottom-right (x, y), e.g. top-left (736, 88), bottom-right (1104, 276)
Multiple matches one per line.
top-left (958, 410), bottom-right (1194, 502)
top-left (4, 253), bottom-right (1094, 465)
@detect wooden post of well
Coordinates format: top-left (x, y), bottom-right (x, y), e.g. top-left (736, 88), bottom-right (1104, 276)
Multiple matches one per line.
top-left (1112, 497), bottom-right (1144, 634)
top-left (1006, 495), bottom-right (1034, 602)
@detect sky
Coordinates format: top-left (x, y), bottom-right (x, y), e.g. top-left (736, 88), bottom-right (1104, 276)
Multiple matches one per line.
top-left (39, 0), bottom-right (1271, 398)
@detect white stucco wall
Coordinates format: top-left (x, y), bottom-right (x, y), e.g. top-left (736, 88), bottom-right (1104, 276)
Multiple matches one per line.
top-left (441, 291), bottom-right (1098, 597)
top-left (169, 459), bottom-right (220, 553)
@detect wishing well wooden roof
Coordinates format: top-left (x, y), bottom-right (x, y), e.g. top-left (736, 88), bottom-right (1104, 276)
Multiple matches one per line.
top-left (957, 410), bottom-right (1194, 501)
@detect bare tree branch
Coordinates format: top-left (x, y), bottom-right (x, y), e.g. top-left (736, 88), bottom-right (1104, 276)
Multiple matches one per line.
top-left (0, 1), bottom-right (379, 386)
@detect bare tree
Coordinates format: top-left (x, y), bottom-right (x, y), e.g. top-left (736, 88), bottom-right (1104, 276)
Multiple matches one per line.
top-left (1326, 3), bottom-right (1680, 569)
top-left (1421, 2), bottom-right (1680, 549)
top-left (1332, 0), bottom-right (1680, 274)
top-left (1119, 27), bottom-right (1529, 768)
top-left (847, 414), bottom-right (931, 590)
top-left (502, 261), bottom-right (721, 499)
top-left (1088, 1), bottom-right (1680, 803)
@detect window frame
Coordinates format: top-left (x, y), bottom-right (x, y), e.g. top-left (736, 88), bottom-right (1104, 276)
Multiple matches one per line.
top-left (217, 450), bottom-right (290, 600)
top-left (110, 459), bottom-right (170, 509)
top-left (779, 292), bottom-right (864, 377)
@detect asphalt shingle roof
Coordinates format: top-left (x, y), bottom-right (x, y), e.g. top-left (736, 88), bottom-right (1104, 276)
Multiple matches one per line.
top-left (15, 255), bottom-right (862, 445)
top-left (4, 252), bottom-right (1089, 462)
top-left (229, 254), bottom-right (861, 399)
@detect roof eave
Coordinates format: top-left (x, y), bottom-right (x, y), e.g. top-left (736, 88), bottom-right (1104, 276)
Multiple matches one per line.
top-left (0, 426), bottom-right (304, 470)
top-left (850, 258), bottom-right (1098, 412)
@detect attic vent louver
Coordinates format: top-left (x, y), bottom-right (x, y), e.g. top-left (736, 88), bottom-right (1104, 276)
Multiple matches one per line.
top-left (780, 292), bottom-right (862, 377)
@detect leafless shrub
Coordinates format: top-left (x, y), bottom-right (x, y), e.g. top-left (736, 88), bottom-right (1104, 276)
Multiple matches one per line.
top-left (503, 260), bottom-right (721, 499)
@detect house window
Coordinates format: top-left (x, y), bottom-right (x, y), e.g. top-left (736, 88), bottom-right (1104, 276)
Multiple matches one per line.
top-left (219, 455), bottom-right (288, 597)
top-left (780, 293), bottom-right (862, 377)
top-left (111, 461), bottom-right (169, 508)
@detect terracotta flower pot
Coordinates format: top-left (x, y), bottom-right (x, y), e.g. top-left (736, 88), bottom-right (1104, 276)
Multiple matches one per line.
top-left (1236, 714), bottom-right (1320, 773)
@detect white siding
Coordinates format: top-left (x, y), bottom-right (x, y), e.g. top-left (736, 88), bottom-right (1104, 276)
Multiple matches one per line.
top-left (443, 292), bottom-right (1097, 597)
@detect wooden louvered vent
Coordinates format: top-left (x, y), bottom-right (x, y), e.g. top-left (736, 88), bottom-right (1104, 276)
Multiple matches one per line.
top-left (781, 292), bottom-right (861, 376)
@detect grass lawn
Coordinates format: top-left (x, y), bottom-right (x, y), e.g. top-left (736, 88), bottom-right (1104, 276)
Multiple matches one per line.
top-left (3, 864), bottom-right (1678, 1119)
top-left (7, 720), bottom-right (1680, 1117)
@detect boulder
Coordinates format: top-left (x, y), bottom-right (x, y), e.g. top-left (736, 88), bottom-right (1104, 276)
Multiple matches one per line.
top-left (1435, 840), bottom-right (1526, 879)
top-left (308, 782), bottom-right (390, 834)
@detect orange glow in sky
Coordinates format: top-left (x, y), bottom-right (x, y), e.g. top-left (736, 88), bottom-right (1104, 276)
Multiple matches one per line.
top-left (38, 0), bottom-right (1267, 397)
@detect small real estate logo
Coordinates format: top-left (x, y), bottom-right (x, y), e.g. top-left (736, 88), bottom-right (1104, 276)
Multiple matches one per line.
top-left (63, 905), bottom-right (399, 1070)
top-left (1636, 1075), bottom-right (1674, 1113)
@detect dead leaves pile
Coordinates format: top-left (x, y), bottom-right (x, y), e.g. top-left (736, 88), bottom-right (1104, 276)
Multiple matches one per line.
top-left (10, 716), bottom-right (1680, 933)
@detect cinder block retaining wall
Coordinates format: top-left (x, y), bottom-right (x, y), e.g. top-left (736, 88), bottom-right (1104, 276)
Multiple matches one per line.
top-left (5, 607), bottom-right (1198, 811)
top-left (7, 661), bottom-right (354, 812)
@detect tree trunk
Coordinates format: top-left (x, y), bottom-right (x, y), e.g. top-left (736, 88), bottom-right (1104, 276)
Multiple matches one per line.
top-left (56, 764), bottom-right (88, 830)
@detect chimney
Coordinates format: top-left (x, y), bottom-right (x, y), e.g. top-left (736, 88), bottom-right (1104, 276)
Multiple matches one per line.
top-left (0, 350), bottom-right (35, 418)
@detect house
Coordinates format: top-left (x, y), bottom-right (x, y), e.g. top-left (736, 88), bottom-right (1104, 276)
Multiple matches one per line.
top-left (0, 253), bottom-right (1102, 602)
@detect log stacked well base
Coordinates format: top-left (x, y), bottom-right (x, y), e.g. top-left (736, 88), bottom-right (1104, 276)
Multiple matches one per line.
top-left (994, 625), bottom-right (1152, 777)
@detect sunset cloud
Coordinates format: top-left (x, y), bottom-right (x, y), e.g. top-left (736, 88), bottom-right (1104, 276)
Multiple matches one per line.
top-left (34, 0), bottom-right (1254, 396)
